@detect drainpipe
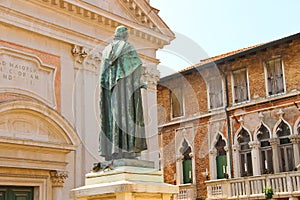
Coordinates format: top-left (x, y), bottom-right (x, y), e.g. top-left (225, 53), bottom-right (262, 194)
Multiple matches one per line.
top-left (219, 67), bottom-right (233, 179)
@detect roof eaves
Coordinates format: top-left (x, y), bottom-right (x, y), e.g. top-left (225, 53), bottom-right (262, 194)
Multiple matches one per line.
top-left (159, 32), bottom-right (300, 83)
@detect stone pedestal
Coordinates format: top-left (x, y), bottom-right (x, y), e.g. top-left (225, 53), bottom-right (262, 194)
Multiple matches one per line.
top-left (70, 159), bottom-right (178, 200)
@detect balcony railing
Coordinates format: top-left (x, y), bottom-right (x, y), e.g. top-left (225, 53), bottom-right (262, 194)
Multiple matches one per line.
top-left (206, 171), bottom-right (300, 199)
top-left (174, 184), bottom-right (197, 200)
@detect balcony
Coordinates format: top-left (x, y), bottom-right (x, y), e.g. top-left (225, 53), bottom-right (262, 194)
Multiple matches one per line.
top-left (174, 184), bottom-right (197, 200)
top-left (206, 171), bottom-right (300, 199)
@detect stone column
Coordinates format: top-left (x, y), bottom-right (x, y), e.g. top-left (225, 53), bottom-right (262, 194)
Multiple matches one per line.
top-left (189, 152), bottom-right (196, 184)
top-left (224, 146), bottom-right (231, 179)
top-left (249, 141), bottom-right (261, 176)
top-left (176, 155), bottom-right (184, 184)
top-left (289, 134), bottom-right (300, 168)
top-left (141, 66), bottom-right (160, 169)
top-left (209, 149), bottom-right (217, 180)
top-left (232, 144), bottom-right (240, 178)
top-left (270, 138), bottom-right (280, 173)
top-left (50, 170), bottom-right (68, 200)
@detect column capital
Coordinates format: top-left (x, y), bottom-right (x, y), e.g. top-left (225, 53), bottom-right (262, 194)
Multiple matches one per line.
top-left (50, 170), bottom-right (68, 187)
top-left (249, 141), bottom-right (260, 149)
top-left (289, 134), bottom-right (300, 144)
top-left (224, 146), bottom-right (229, 152)
top-left (142, 66), bottom-right (160, 91)
top-left (269, 138), bottom-right (279, 146)
top-left (232, 144), bottom-right (240, 152)
top-left (176, 155), bottom-right (184, 161)
top-left (72, 44), bottom-right (102, 74)
top-left (72, 44), bottom-right (89, 64)
top-left (209, 149), bottom-right (217, 156)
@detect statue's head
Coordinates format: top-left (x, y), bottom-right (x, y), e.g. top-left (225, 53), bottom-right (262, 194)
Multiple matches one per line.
top-left (114, 26), bottom-right (129, 41)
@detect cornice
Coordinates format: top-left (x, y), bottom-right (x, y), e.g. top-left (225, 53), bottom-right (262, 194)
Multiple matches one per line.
top-left (119, 0), bottom-right (175, 39)
top-left (0, 5), bottom-right (100, 49)
top-left (32, 0), bottom-right (173, 47)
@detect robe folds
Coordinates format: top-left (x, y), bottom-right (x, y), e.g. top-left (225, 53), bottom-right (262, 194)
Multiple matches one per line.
top-left (98, 40), bottom-right (147, 161)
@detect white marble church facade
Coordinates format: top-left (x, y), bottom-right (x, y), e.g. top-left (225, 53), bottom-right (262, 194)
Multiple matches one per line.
top-left (0, 0), bottom-right (174, 199)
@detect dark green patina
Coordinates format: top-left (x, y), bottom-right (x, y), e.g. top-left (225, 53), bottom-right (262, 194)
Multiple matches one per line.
top-left (98, 26), bottom-right (147, 161)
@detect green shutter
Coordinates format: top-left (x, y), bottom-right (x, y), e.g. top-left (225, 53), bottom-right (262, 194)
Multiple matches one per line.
top-left (216, 155), bottom-right (227, 179)
top-left (183, 159), bottom-right (192, 184)
top-left (0, 187), bottom-right (33, 200)
top-left (0, 188), bottom-right (8, 200)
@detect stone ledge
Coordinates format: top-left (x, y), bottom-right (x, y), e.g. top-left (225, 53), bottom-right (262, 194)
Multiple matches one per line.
top-left (70, 180), bottom-right (178, 199)
top-left (86, 166), bottom-right (163, 185)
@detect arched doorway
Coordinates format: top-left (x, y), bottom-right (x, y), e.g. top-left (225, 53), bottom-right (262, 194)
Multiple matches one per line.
top-left (0, 100), bottom-right (80, 200)
top-left (215, 136), bottom-right (227, 179)
top-left (181, 139), bottom-right (192, 184)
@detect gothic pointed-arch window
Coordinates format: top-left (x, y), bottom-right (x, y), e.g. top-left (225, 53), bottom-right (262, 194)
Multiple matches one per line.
top-left (257, 124), bottom-right (273, 174)
top-left (277, 121), bottom-right (294, 172)
top-left (181, 139), bottom-right (192, 184)
top-left (215, 136), bottom-right (227, 179)
top-left (238, 128), bottom-right (252, 176)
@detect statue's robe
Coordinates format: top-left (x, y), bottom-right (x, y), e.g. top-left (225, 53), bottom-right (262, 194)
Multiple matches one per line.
top-left (99, 40), bottom-right (147, 161)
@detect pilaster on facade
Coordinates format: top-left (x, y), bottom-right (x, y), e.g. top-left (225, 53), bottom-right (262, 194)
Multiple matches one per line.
top-left (142, 66), bottom-right (160, 91)
top-left (50, 170), bottom-right (69, 200)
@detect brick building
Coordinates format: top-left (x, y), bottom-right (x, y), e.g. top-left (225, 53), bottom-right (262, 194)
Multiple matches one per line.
top-left (157, 32), bottom-right (300, 199)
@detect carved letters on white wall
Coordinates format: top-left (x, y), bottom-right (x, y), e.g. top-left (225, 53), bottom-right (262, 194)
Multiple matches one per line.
top-left (0, 47), bottom-right (56, 108)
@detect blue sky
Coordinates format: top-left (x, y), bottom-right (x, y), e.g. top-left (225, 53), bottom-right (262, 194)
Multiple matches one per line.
top-left (150, 0), bottom-right (300, 76)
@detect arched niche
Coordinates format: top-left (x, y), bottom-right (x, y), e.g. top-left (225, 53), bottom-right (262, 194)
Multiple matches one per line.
top-left (0, 100), bottom-right (80, 171)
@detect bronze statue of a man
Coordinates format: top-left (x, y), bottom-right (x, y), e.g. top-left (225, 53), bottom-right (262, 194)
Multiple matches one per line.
top-left (99, 26), bottom-right (147, 161)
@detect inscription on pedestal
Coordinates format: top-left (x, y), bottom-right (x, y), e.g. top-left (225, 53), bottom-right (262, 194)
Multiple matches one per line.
top-left (0, 47), bottom-right (56, 107)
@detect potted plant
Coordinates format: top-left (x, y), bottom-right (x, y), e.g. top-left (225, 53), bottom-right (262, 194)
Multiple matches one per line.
top-left (263, 187), bottom-right (274, 199)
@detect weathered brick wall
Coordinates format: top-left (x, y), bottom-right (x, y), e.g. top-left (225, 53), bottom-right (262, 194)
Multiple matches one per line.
top-left (160, 124), bottom-right (177, 184)
top-left (220, 38), bottom-right (300, 106)
top-left (193, 118), bottom-right (210, 198)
